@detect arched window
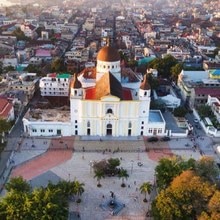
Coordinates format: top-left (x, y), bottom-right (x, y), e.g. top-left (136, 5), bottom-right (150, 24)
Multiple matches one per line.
top-left (107, 124), bottom-right (112, 129)
top-left (87, 121), bottom-right (90, 127)
top-left (107, 108), bottom-right (113, 114)
top-left (106, 123), bottom-right (112, 135)
top-left (128, 122), bottom-right (132, 128)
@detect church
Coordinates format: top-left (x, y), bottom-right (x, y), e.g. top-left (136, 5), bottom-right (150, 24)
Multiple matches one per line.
top-left (23, 46), bottom-right (167, 137)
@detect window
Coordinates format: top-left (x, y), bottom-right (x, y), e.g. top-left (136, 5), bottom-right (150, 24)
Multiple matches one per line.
top-left (87, 121), bottom-right (90, 127)
top-left (32, 129), bottom-right (37, 132)
top-left (158, 128), bottom-right (162, 134)
top-left (40, 129), bottom-right (45, 132)
top-left (141, 121), bottom-right (144, 124)
top-left (148, 128), bottom-right (153, 133)
top-left (107, 108), bottom-right (113, 114)
top-left (75, 125), bottom-right (78, 129)
top-left (75, 120), bottom-right (77, 124)
top-left (128, 122), bottom-right (132, 128)
top-left (49, 129), bottom-right (53, 132)
top-left (144, 91), bottom-right (147, 96)
top-left (141, 126), bottom-right (144, 129)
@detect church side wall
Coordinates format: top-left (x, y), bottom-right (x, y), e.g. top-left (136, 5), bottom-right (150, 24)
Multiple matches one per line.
top-left (23, 119), bottom-right (72, 137)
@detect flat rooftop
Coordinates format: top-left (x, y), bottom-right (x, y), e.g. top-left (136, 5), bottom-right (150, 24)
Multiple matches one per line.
top-left (24, 108), bottom-right (70, 122)
top-left (148, 110), bottom-right (165, 123)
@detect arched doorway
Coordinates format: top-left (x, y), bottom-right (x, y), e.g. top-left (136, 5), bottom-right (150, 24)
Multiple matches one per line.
top-left (106, 124), bottom-right (112, 135)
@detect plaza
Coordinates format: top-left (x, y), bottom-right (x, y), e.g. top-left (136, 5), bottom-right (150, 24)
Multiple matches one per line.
top-left (3, 136), bottom-right (204, 220)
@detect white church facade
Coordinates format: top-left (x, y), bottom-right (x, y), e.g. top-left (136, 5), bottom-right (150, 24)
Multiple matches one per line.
top-left (23, 46), bottom-right (167, 137)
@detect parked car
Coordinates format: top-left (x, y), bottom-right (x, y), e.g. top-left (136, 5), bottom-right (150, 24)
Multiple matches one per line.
top-left (147, 137), bottom-right (159, 142)
top-left (161, 136), bottom-right (171, 141)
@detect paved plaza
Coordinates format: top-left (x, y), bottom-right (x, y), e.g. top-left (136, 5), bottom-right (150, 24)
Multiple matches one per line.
top-left (1, 135), bottom-right (207, 220)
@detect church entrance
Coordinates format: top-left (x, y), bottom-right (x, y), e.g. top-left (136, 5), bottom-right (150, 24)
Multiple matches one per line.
top-left (106, 124), bottom-right (112, 135)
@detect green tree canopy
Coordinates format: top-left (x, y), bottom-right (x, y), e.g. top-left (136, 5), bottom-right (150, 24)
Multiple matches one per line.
top-left (94, 169), bottom-right (105, 187)
top-left (5, 176), bottom-right (31, 193)
top-left (24, 64), bottom-right (41, 75)
top-left (12, 28), bottom-right (29, 41)
top-left (51, 58), bottom-right (66, 72)
top-left (0, 118), bottom-right (11, 134)
top-left (173, 106), bottom-right (188, 117)
top-left (171, 63), bottom-right (183, 82)
top-left (139, 182), bottom-right (153, 202)
top-left (118, 168), bottom-right (129, 187)
top-left (107, 158), bottom-right (120, 171)
top-left (195, 156), bottom-right (219, 184)
top-left (148, 55), bottom-right (178, 78)
top-left (155, 156), bottom-right (196, 191)
top-left (0, 177), bottom-right (84, 220)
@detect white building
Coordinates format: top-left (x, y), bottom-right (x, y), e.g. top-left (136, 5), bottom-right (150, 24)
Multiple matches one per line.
top-left (23, 46), bottom-right (166, 137)
top-left (39, 73), bottom-right (71, 97)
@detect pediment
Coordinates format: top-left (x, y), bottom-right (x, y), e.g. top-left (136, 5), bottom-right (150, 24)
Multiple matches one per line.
top-left (101, 95), bottom-right (120, 102)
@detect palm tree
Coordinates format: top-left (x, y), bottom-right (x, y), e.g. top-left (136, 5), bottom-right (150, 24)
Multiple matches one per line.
top-left (94, 170), bottom-right (105, 187)
top-left (73, 180), bottom-right (85, 203)
top-left (118, 168), bottom-right (129, 187)
top-left (139, 182), bottom-right (153, 202)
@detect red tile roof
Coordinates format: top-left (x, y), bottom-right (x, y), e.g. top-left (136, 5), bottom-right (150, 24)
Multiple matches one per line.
top-left (84, 87), bottom-right (132, 100)
top-left (0, 98), bottom-right (13, 119)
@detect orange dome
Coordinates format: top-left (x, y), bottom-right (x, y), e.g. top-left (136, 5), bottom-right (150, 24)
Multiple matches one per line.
top-left (97, 46), bottom-right (120, 62)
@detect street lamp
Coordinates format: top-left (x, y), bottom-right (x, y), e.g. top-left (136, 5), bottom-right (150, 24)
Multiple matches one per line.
top-left (131, 160), bottom-right (134, 174)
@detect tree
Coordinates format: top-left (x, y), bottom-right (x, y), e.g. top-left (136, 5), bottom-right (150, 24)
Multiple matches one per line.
top-left (73, 180), bottom-right (84, 203)
top-left (173, 106), bottom-right (188, 117)
top-left (24, 64), bottom-right (41, 75)
top-left (0, 118), bottom-right (11, 144)
top-left (171, 63), bottom-right (183, 82)
top-left (93, 159), bottom-right (108, 173)
top-left (107, 158), bottom-right (120, 174)
top-left (94, 169), bottom-right (105, 187)
top-left (12, 28), bottom-right (29, 41)
top-left (195, 156), bottom-right (219, 184)
top-left (0, 178), bottom-right (72, 220)
top-left (139, 182), bottom-right (153, 202)
top-left (155, 156), bottom-right (196, 191)
top-left (5, 176), bottom-right (31, 193)
top-left (51, 58), bottom-right (65, 72)
top-left (154, 170), bottom-right (215, 220)
top-left (3, 65), bottom-right (15, 73)
top-left (29, 187), bottom-right (68, 220)
top-left (148, 55), bottom-right (178, 78)
top-left (118, 168), bottom-right (129, 187)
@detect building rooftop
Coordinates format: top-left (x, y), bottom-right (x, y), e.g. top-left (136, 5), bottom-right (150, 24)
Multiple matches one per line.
top-left (24, 108), bottom-right (70, 122)
top-left (148, 110), bottom-right (165, 123)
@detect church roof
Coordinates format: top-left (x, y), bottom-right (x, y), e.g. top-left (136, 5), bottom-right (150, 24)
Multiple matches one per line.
top-left (70, 74), bottom-right (82, 89)
top-left (97, 46), bottom-right (120, 62)
top-left (85, 72), bottom-right (123, 100)
top-left (140, 74), bottom-right (151, 90)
